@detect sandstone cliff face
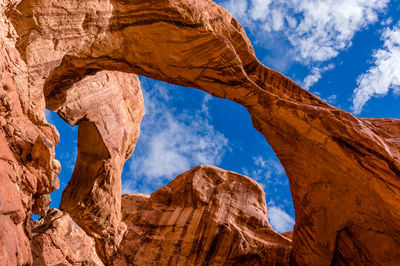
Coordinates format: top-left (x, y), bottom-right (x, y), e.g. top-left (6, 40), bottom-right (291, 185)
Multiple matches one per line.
top-left (1, 0), bottom-right (60, 264)
top-left (115, 166), bottom-right (292, 266)
top-left (31, 208), bottom-right (103, 265)
top-left (1, 0), bottom-right (400, 265)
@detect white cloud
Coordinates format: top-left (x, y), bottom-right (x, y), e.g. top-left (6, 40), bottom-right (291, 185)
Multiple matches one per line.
top-left (122, 80), bottom-right (228, 194)
top-left (221, 0), bottom-right (389, 86)
top-left (253, 155), bottom-right (285, 177)
top-left (45, 109), bottom-right (53, 123)
top-left (223, 0), bottom-right (389, 63)
top-left (241, 155), bottom-right (288, 193)
top-left (249, 0), bottom-right (271, 21)
top-left (352, 22), bottom-right (400, 114)
top-left (302, 70), bottom-right (322, 91)
top-left (302, 64), bottom-right (335, 90)
top-left (223, 0), bottom-right (248, 21)
top-left (268, 206), bottom-right (295, 233)
top-left (325, 94), bottom-right (338, 105)
top-left (381, 17), bottom-right (393, 26)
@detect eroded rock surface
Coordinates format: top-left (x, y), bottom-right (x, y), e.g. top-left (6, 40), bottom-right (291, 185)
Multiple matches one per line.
top-left (281, 231), bottom-right (293, 240)
top-left (48, 71), bottom-right (145, 263)
top-left (115, 166), bottom-right (292, 266)
top-left (31, 208), bottom-right (104, 266)
top-left (1, 0), bottom-right (400, 265)
top-left (1, 1), bottom-right (60, 264)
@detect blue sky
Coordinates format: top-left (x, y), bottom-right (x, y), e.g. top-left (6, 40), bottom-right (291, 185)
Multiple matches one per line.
top-left (44, 0), bottom-right (400, 233)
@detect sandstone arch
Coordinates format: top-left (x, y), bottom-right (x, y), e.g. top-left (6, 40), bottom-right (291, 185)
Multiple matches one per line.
top-left (4, 0), bottom-right (400, 265)
top-left (47, 71), bottom-right (144, 262)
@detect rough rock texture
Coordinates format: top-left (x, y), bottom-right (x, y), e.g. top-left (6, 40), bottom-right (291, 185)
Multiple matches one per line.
top-left (0, 1), bottom-right (60, 264)
top-left (30, 208), bottom-right (104, 266)
top-left (1, 0), bottom-right (400, 265)
top-left (1, 0), bottom-right (143, 262)
top-left (281, 231), bottom-right (293, 240)
top-left (115, 166), bottom-right (292, 266)
top-left (48, 70), bottom-right (144, 263)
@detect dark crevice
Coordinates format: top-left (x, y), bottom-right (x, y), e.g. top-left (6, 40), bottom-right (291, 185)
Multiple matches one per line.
top-left (330, 226), bottom-right (374, 266)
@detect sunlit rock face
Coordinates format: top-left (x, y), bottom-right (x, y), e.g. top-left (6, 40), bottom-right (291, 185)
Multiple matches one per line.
top-left (30, 208), bottom-right (104, 266)
top-left (1, 0), bottom-right (400, 265)
top-left (115, 165), bottom-right (292, 265)
top-left (48, 70), bottom-right (145, 263)
top-left (0, 0), bottom-right (60, 264)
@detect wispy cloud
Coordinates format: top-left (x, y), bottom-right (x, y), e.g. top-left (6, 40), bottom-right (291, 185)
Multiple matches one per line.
top-left (302, 64), bottom-right (335, 90)
top-left (223, 0), bottom-right (389, 63)
top-left (268, 206), bottom-right (295, 233)
top-left (242, 155), bottom-right (287, 189)
top-left (220, 0), bottom-right (390, 87)
top-left (45, 109), bottom-right (54, 124)
top-left (352, 22), bottom-right (400, 114)
top-left (122, 79), bottom-right (228, 194)
top-left (324, 94), bottom-right (338, 105)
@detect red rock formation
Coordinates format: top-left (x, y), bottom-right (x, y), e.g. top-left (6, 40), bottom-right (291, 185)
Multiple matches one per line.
top-left (30, 208), bottom-right (103, 265)
top-left (115, 166), bottom-right (292, 265)
top-left (121, 193), bottom-right (150, 217)
top-left (281, 231), bottom-right (293, 240)
top-left (1, 0), bottom-right (400, 265)
top-left (48, 70), bottom-right (145, 263)
top-left (1, 1), bottom-right (60, 264)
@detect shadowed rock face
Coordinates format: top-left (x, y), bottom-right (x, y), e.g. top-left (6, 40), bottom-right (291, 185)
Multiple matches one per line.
top-left (115, 166), bottom-right (292, 266)
top-left (1, 0), bottom-right (400, 265)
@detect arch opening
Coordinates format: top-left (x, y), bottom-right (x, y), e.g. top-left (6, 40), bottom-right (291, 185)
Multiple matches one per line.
top-left (42, 74), bottom-right (295, 233)
top-left (122, 76), bottom-right (295, 233)
top-left (40, 71), bottom-right (296, 264)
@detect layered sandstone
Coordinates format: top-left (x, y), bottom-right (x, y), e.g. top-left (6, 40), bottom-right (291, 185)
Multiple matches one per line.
top-left (0, 0), bottom-right (399, 265)
top-left (30, 208), bottom-right (103, 265)
top-left (115, 166), bottom-right (292, 265)
top-left (1, 0), bottom-right (60, 264)
top-left (48, 70), bottom-right (144, 263)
